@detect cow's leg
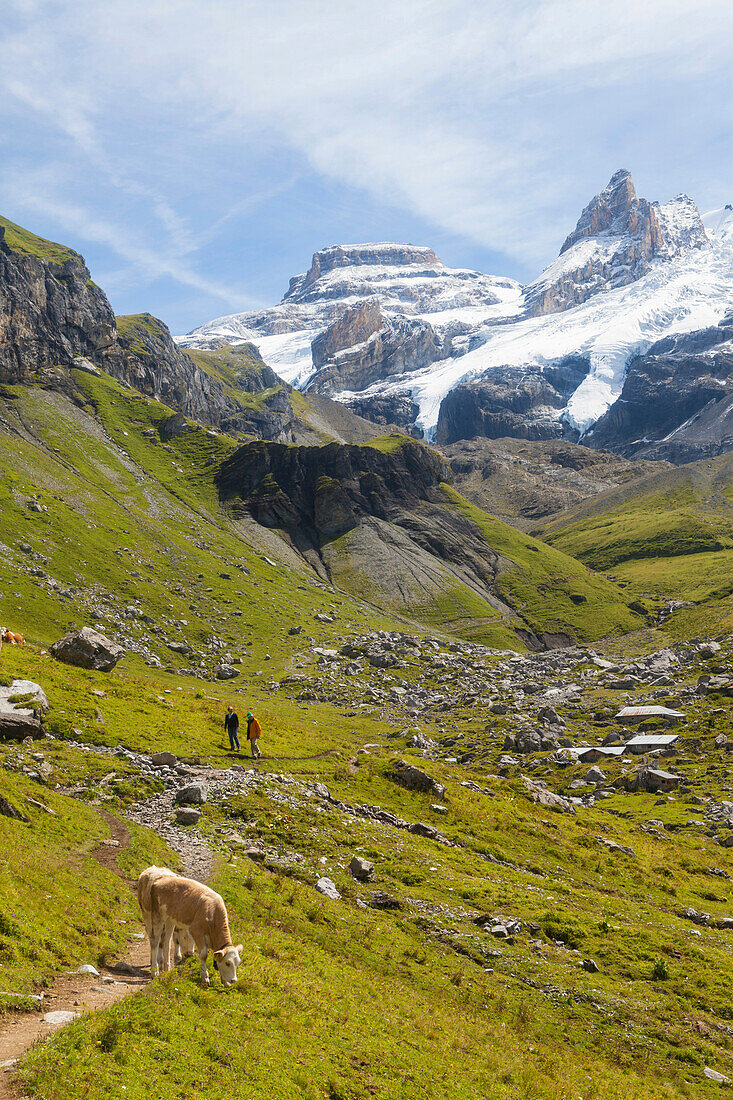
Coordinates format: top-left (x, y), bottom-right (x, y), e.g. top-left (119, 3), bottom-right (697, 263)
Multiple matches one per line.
top-left (198, 943), bottom-right (210, 987)
top-left (145, 917), bottom-right (158, 975)
top-left (161, 922), bottom-right (175, 972)
top-left (173, 930), bottom-right (183, 966)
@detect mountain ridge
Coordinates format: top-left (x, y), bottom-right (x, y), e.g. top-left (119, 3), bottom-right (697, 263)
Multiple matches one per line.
top-left (181, 171), bottom-right (733, 460)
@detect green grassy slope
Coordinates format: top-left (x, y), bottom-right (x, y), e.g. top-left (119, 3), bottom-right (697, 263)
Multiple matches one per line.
top-left (540, 453), bottom-right (733, 636)
top-left (5, 636), bottom-right (733, 1098)
top-left (0, 373), bottom-right (399, 672)
top-left (0, 214), bottom-right (80, 264)
top-left (442, 486), bottom-right (643, 641)
top-left (2, 371), bottom-right (733, 1097)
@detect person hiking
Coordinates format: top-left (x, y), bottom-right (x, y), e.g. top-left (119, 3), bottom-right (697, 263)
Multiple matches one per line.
top-left (246, 711), bottom-right (262, 758)
top-left (224, 706), bottom-right (240, 752)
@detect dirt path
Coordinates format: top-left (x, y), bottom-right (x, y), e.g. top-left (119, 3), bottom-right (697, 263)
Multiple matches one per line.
top-left (0, 800), bottom-right (212, 1099)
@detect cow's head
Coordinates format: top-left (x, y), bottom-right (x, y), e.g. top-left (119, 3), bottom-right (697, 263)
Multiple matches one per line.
top-left (214, 943), bottom-right (242, 987)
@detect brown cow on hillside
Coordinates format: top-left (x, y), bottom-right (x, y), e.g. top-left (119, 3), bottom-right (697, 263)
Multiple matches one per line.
top-left (139, 866), bottom-right (242, 987)
top-left (137, 866), bottom-right (195, 975)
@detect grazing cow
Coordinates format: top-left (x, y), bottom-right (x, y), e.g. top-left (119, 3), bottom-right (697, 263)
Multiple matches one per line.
top-left (137, 866), bottom-right (195, 975)
top-left (2, 630), bottom-right (24, 645)
top-left (147, 870), bottom-right (242, 987)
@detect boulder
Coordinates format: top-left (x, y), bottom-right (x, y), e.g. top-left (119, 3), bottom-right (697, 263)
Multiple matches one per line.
top-left (516, 730), bottom-right (542, 754)
top-left (8, 680), bottom-right (49, 713)
top-left (174, 783), bottom-right (207, 806)
top-left (151, 751), bottom-right (177, 767)
top-left (216, 664), bottom-right (241, 680)
top-left (175, 807), bottom-right (202, 825)
top-left (50, 627), bottom-right (124, 672)
top-left (43, 1011), bottom-right (80, 1025)
top-left (315, 877), bottom-right (340, 900)
top-left (585, 765), bottom-right (606, 785)
top-left (523, 777), bottom-right (575, 814)
top-left (349, 855), bottom-right (375, 882)
top-left (0, 795), bottom-right (29, 822)
top-left (408, 822), bottom-right (450, 844)
top-left (369, 891), bottom-right (401, 910)
top-left (391, 761), bottom-right (446, 799)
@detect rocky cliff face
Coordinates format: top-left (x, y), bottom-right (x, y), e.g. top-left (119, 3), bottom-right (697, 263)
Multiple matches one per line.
top-left (217, 437), bottom-right (449, 536)
top-left (525, 170), bottom-right (672, 316)
top-left (0, 216), bottom-right (120, 383)
top-left (343, 392), bottom-right (423, 437)
top-left (435, 358), bottom-right (590, 445)
top-left (287, 244), bottom-right (441, 301)
top-left (115, 314), bottom-right (239, 427)
top-left (307, 314), bottom-right (444, 396)
top-left (585, 314), bottom-right (733, 462)
top-left (311, 299), bottom-right (384, 369)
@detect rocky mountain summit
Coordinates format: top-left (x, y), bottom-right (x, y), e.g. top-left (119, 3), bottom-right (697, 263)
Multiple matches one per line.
top-left (183, 173), bottom-right (732, 459)
top-left (523, 169), bottom-right (705, 316)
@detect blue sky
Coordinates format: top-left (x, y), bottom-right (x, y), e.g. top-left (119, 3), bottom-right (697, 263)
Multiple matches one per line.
top-left (2, 0), bottom-right (731, 334)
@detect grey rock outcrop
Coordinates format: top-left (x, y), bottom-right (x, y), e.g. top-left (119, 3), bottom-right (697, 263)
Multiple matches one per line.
top-left (585, 313), bottom-right (733, 462)
top-left (307, 313), bottom-right (444, 397)
top-left (349, 855), bottom-right (375, 882)
top-left (175, 783), bottom-right (207, 806)
top-left (0, 216), bottom-right (120, 384)
top-left (288, 244), bottom-right (441, 300)
top-left (391, 760), bottom-right (446, 799)
top-left (436, 359), bottom-right (590, 445)
top-left (315, 876), bottom-right (341, 900)
top-left (50, 628), bottom-right (124, 672)
top-left (311, 299), bottom-right (384, 368)
top-left (175, 807), bottom-right (202, 825)
top-left (525, 170), bottom-right (668, 316)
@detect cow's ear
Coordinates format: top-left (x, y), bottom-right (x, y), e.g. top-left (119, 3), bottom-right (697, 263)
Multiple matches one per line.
top-left (213, 948), bottom-right (225, 959)
top-left (234, 944), bottom-right (243, 954)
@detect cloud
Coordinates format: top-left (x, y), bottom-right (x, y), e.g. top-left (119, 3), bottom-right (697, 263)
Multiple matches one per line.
top-left (1, 0), bottom-right (731, 295)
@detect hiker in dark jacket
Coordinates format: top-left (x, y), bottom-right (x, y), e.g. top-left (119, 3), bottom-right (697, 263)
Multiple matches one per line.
top-left (224, 706), bottom-right (240, 752)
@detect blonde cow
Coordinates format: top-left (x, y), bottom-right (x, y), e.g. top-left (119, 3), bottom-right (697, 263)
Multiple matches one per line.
top-left (139, 865), bottom-right (242, 987)
top-left (137, 866), bottom-right (195, 975)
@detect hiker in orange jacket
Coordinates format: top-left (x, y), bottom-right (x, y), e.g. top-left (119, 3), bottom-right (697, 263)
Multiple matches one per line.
top-left (246, 711), bottom-right (262, 758)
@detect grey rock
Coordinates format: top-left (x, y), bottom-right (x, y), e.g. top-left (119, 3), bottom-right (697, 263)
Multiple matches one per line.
top-left (704, 1067), bottom-right (731, 1084)
top-left (151, 751), bottom-right (177, 766)
top-left (349, 855), bottom-right (375, 882)
top-left (315, 877), bottom-right (341, 900)
top-left (43, 1010), bottom-right (79, 1025)
top-left (680, 907), bottom-right (710, 926)
top-left (174, 783), bottom-right (207, 806)
top-left (582, 958), bottom-right (599, 973)
top-left (8, 680), bottom-right (50, 713)
top-left (370, 891), bottom-right (401, 910)
top-left (216, 664), bottom-right (241, 680)
top-left (50, 627), bottom-right (124, 672)
top-left (391, 761), bottom-right (446, 798)
top-left (0, 795), bottom-right (29, 822)
top-left (585, 765), bottom-right (606, 784)
top-left (75, 964), bottom-right (99, 976)
top-left (175, 807), bottom-right (202, 825)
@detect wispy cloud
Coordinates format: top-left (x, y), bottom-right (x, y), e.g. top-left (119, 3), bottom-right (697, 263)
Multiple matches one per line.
top-left (1, 0), bottom-right (731, 319)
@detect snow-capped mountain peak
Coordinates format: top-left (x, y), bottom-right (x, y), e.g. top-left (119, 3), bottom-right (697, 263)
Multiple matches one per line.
top-left (179, 172), bottom-right (733, 459)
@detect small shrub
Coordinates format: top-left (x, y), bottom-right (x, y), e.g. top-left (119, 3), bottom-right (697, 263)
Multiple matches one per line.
top-left (652, 958), bottom-right (669, 981)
